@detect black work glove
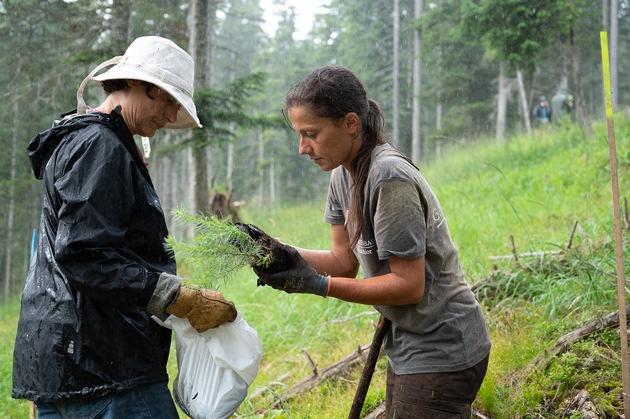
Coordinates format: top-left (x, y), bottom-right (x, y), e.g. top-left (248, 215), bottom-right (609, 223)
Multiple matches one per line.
top-left (235, 222), bottom-right (292, 273)
top-left (254, 244), bottom-right (330, 297)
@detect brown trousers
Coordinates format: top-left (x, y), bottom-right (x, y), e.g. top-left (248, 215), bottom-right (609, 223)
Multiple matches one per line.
top-left (385, 354), bottom-right (489, 418)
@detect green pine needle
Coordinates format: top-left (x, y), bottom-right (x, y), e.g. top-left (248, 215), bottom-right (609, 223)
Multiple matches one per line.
top-left (165, 208), bottom-right (271, 289)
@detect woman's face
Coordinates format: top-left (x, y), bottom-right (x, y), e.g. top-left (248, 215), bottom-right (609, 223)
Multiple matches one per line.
top-left (287, 106), bottom-right (361, 172)
top-left (122, 83), bottom-right (180, 137)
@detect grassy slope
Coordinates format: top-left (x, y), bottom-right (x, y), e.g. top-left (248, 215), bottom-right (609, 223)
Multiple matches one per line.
top-left (1, 116), bottom-right (628, 418)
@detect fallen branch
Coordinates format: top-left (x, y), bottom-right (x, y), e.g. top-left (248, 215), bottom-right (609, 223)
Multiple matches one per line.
top-left (364, 404), bottom-right (385, 419)
top-left (472, 409), bottom-right (491, 419)
top-left (489, 220), bottom-right (591, 261)
top-left (509, 304), bottom-right (630, 387)
top-left (560, 390), bottom-right (602, 418)
top-left (248, 370), bottom-right (294, 400)
top-left (321, 311), bottom-right (379, 325)
top-left (253, 341), bottom-right (385, 414)
top-left (488, 250), bottom-right (562, 260)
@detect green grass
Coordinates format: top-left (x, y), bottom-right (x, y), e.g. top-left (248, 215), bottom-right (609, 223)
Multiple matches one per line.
top-left (2, 115), bottom-right (629, 417)
top-left (425, 120), bottom-right (624, 278)
top-left (0, 299), bottom-right (32, 418)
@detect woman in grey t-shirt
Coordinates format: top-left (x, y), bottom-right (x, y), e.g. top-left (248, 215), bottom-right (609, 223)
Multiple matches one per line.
top-left (252, 66), bottom-right (491, 418)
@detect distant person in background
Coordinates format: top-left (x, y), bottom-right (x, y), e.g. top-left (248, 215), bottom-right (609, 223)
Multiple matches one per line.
top-left (244, 66), bottom-right (491, 417)
top-left (12, 36), bottom-right (237, 418)
top-left (551, 88), bottom-right (574, 123)
top-left (532, 95), bottom-right (552, 142)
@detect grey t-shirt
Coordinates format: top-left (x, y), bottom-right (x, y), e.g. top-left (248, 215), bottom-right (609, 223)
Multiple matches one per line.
top-left (324, 144), bottom-right (491, 374)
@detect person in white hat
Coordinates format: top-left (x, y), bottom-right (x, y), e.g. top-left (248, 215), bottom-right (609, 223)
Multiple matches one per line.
top-left (12, 36), bottom-right (236, 418)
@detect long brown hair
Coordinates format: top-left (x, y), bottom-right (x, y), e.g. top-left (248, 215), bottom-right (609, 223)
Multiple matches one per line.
top-left (284, 66), bottom-right (387, 249)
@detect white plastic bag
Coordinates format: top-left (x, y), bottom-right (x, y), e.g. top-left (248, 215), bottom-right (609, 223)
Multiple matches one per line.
top-left (158, 312), bottom-right (263, 419)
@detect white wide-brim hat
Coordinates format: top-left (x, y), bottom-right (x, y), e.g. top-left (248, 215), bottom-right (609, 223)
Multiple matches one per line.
top-left (77, 36), bottom-right (201, 129)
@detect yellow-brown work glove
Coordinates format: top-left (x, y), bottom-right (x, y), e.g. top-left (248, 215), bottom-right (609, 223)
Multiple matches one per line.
top-left (166, 286), bottom-right (237, 332)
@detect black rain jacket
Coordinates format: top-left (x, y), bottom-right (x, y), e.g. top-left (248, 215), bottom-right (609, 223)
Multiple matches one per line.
top-left (12, 109), bottom-right (176, 403)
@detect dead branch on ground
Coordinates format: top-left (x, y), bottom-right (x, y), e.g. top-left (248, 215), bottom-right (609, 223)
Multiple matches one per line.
top-left (509, 304), bottom-right (630, 387)
top-left (321, 311), bottom-right (379, 326)
top-left (253, 341), bottom-right (385, 415)
top-left (624, 197), bottom-right (629, 230)
top-left (560, 390), bottom-right (602, 418)
top-left (488, 220), bottom-right (591, 262)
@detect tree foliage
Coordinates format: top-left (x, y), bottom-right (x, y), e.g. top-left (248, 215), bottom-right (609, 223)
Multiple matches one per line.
top-left (461, 0), bottom-right (584, 72)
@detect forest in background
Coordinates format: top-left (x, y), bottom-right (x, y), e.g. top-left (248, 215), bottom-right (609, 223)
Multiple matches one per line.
top-left (1, 0), bottom-right (629, 300)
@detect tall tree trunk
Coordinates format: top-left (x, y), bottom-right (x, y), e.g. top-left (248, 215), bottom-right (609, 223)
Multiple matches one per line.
top-left (110, 0), bottom-right (132, 52)
top-left (392, 0), bottom-right (400, 147)
top-left (516, 69), bottom-right (532, 134)
top-left (569, 27), bottom-right (592, 136)
top-left (227, 137), bottom-right (234, 193)
top-left (435, 104), bottom-right (442, 132)
top-left (188, 146), bottom-right (208, 215)
top-left (435, 47), bottom-right (442, 133)
top-left (3, 94), bottom-right (19, 300)
top-left (185, 0), bottom-right (207, 239)
top-left (257, 130), bottom-right (264, 207)
top-left (269, 157), bottom-right (276, 204)
top-left (560, 44), bottom-right (569, 90)
top-left (411, 0), bottom-right (422, 164)
top-left (205, 1), bottom-right (221, 88)
top-left (610, 0), bottom-right (618, 109)
top-left (187, 0), bottom-right (214, 221)
top-left (496, 61), bottom-right (508, 143)
top-left (160, 153), bottom-right (175, 229)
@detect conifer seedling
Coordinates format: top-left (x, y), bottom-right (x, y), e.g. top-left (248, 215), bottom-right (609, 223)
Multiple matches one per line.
top-left (165, 208), bottom-right (273, 289)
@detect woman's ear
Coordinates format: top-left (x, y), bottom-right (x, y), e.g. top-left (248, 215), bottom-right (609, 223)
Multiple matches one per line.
top-left (344, 112), bottom-right (360, 135)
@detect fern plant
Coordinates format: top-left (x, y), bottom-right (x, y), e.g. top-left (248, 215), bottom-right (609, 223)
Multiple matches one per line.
top-left (165, 208), bottom-right (272, 289)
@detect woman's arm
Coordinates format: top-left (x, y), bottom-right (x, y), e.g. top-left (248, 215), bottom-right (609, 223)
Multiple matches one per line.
top-left (296, 224), bottom-right (425, 306)
top-left (295, 224), bottom-right (359, 278)
top-left (328, 256), bottom-right (425, 306)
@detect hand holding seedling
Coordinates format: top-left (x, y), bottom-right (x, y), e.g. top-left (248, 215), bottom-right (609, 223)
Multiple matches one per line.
top-left (166, 210), bottom-right (320, 296)
top-left (165, 210), bottom-right (280, 289)
top-left (235, 223), bottom-right (292, 273)
top-left (254, 244), bottom-right (330, 297)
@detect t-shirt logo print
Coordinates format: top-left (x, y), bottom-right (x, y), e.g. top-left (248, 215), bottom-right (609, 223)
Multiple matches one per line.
top-left (433, 208), bottom-right (445, 228)
top-left (357, 239), bottom-right (375, 255)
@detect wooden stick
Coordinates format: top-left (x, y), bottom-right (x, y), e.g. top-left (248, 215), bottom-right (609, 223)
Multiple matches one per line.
top-left (509, 235), bottom-right (519, 263)
top-left (567, 220), bottom-right (579, 249)
top-left (624, 197), bottom-right (629, 230)
top-left (301, 349), bottom-right (318, 376)
top-left (600, 31), bottom-right (630, 416)
top-left (348, 315), bottom-right (390, 419)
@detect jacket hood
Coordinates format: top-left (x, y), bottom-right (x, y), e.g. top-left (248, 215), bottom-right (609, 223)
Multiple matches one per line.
top-left (27, 108), bottom-right (129, 180)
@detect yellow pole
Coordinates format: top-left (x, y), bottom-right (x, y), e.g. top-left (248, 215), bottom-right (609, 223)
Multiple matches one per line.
top-left (600, 30), bottom-right (630, 415)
